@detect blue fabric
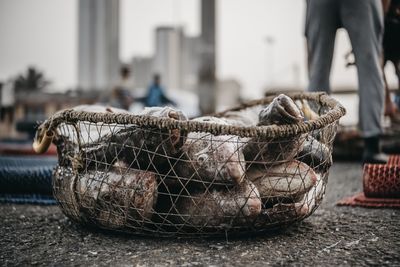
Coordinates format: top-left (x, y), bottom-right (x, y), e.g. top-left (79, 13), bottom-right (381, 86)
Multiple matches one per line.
top-left (0, 156), bottom-right (57, 205)
top-left (145, 84), bottom-right (164, 107)
top-left (0, 156), bottom-right (56, 194)
top-left (0, 193), bottom-right (56, 205)
top-left (0, 155), bottom-right (57, 168)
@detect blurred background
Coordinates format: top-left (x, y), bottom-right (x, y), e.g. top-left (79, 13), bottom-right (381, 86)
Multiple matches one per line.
top-left (0, 0), bottom-right (399, 142)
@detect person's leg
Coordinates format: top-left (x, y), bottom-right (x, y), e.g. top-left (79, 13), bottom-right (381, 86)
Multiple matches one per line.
top-left (396, 60), bottom-right (400, 90)
top-left (394, 60), bottom-right (400, 109)
top-left (383, 61), bottom-right (397, 116)
top-left (341, 0), bottom-right (387, 163)
top-left (0, 107), bottom-right (5, 122)
top-left (305, 0), bottom-right (340, 93)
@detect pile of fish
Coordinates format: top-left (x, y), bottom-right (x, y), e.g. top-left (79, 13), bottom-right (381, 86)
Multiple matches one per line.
top-left (49, 94), bottom-right (333, 233)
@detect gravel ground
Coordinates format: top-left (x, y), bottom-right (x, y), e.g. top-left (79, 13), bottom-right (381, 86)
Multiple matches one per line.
top-left (1, 162), bottom-right (400, 266)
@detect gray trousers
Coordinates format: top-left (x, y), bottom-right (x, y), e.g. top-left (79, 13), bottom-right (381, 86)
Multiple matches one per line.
top-left (305, 0), bottom-right (384, 137)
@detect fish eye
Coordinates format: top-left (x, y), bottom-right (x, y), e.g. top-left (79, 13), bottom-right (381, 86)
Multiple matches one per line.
top-left (197, 154), bottom-right (208, 163)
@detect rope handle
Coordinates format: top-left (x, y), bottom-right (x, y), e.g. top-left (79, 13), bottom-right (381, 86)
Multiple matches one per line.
top-left (32, 126), bottom-right (54, 154)
top-left (33, 92), bottom-right (346, 154)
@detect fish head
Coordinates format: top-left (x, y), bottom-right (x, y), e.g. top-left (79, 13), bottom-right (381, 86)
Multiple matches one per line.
top-left (188, 134), bottom-right (245, 184)
top-left (186, 117), bottom-right (246, 184)
top-left (141, 106), bottom-right (188, 154)
top-left (259, 94), bottom-right (303, 125)
top-left (140, 106), bottom-right (188, 121)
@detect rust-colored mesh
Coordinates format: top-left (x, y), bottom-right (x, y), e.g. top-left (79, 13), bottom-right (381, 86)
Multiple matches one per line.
top-left (37, 92), bottom-right (345, 237)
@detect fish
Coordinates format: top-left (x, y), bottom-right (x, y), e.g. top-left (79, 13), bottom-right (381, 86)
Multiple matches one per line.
top-left (299, 172), bottom-right (325, 215)
top-left (295, 99), bottom-right (335, 144)
top-left (243, 94), bottom-right (306, 166)
top-left (246, 160), bottom-right (317, 205)
top-left (257, 172), bottom-right (325, 226)
top-left (62, 105), bottom-right (131, 143)
top-left (243, 135), bottom-right (305, 166)
top-left (53, 161), bottom-right (158, 229)
top-left (49, 105), bottom-right (132, 167)
top-left (53, 165), bottom-right (82, 222)
top-left (53, 135), bottom-right (79, 167)
top-left (253, 173), bottom-right (324, 227)
top-left (173, 116), bottom-right (246, 185)
top-left (79, 167), bottom-right (158, 229)
top-left (175, 180), bottom-right (262, 227)
top-left (259, 94), bottom-right (304, 125)
top-left (253, 202), bottom-right (305, 227)
top-left (297, 136), bottom-right (332, 173)
top-left (220, 106), bottom-right (263, 127)
top-left (295, 99), bottom-right (319, 121)
top-left (80, 106), bottom-right (188, 174)
top-left (138, 106), bottom-right (187, 121)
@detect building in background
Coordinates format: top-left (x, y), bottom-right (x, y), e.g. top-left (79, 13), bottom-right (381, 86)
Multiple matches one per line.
top-left (216, 79), bottom-right (242, 112)
top-left (78, 0), bottom-right (120, 91)
top-left (131, 27), bottom-right (202, 90)
top-left (131, 56), bottom-right (153, 89)
top-left (77, 0), bottom-right (234, 114)
top-left (131, 0), bottom-right (220, 114)
top-left (153, 27), bottom-right (184, 91)
top-left (198, 0), bottom-right (217, 114)
top-left (182, 36), bottom-right (202, 92)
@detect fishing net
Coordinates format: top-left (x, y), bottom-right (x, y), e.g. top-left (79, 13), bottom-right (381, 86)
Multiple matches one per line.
top-left (34, 92), bottom-right (345, 237)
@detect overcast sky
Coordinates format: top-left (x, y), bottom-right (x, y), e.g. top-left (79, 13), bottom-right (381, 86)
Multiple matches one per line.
top-left (0, 0), bottom-right (398, 98)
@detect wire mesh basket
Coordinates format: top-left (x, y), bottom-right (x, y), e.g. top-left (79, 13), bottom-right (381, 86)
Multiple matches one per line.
top-left (34, 92), bottom-right (346, 237)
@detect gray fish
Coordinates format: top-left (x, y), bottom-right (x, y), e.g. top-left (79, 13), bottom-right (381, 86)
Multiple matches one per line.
top-left (53, 165), bottom-right (82, 222)
top-left (221, 106), bottom-right (263, 127)
top-left (259, 94), bottom-right (304, 125)
top-left (254, 173), bottom-right (324, 227)
top-left (50, 105), bottom-right (129, 167)
top-left (175, 180), bottom-right (261, 227)
top-left (254, 202), bottom-right (305, 227)
top-left (81, 106), bottom-right (188, 174)
top-left (54, 163), bottom-right (158, 230)
top-left (295, 99), bottom-right (319, 121)
top-left (138, 106), bottom-right (187, 121)
top-left (296, 172), bottom-right (324, 216)
top-left (295, 99), bottom-right (333, 144)
top-left (60, 105), bottom-right (131, 144)
top-left (174, 116), bottom-right (246, 185)
top-left (78, 166), bottom-right (157, 229)
top-left (247, 160), bottom-right (317, 205)
top-left (244, 94), bottom-right (306, 166)
top-left (297, 136), bottom-right (332, 173)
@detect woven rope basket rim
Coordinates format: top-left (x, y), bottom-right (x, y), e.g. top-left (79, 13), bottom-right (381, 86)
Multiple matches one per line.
top-left (42, 92), bottom-right (346, 138)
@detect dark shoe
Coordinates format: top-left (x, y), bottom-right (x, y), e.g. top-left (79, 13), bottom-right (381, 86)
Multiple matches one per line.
top-left (362, 136), bottom-right (388, 164)
top-left (362, 152), bottom-right (389, 164)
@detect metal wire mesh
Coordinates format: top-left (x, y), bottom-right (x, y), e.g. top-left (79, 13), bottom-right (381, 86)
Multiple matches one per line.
top-left (44, 93), bottom-right (345, 237)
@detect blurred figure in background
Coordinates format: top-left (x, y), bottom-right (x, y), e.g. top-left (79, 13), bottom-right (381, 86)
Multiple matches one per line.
top-left (99, 65), bottom-right (134, 110)
top-left (144, 74), bottom-right (175, 107)
top-left (305, 0), bottom-right (389, 164)
top-left (118, 64), bottom-right (135, 92)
